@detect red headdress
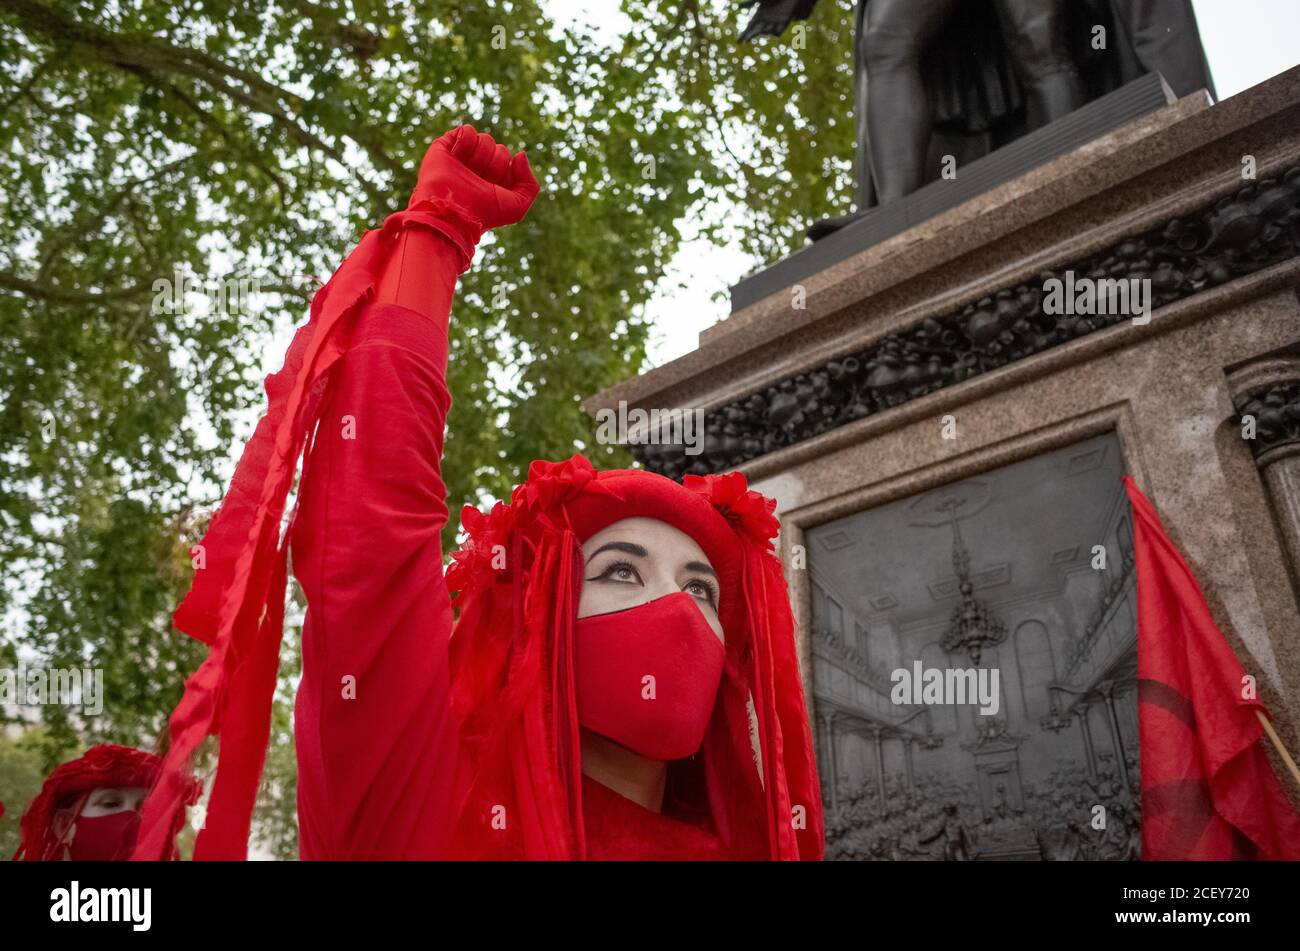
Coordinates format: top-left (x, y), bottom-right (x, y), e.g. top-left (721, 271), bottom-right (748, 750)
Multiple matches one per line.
top-left (445, 456), bottom-right (824, 860)
top-left (13, 744), bottom-right (198, 861)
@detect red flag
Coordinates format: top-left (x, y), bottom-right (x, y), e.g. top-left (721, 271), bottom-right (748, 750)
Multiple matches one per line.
top-left (1125, 476), bottom-right (1300, 859)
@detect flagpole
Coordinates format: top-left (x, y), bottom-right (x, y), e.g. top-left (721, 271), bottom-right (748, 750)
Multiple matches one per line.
top-left (1256, 710), bottom-right (1300, 792)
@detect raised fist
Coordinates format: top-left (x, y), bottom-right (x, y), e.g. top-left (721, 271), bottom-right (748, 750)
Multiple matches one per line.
top-left (410, 125), bottom-right (540, 231)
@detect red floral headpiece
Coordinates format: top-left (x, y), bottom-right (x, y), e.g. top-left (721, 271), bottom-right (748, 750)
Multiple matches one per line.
top-left (682, 470), bottom-right (781, 551)
top-left (448, 455), bottom-right (781, 614)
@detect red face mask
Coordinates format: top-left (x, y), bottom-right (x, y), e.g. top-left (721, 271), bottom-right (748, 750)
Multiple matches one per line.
top-left (575, 591), bottom-right (726, 762)
top-left (68, 810), bottom-right (142, 861)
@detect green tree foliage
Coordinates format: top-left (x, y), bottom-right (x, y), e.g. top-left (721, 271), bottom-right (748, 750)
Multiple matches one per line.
top-left (0, 0), bottom-right (853, 855)
top-left (0, 729), bottom-right (78, 858)
top-left (623, 0), bottom-right (857, 264)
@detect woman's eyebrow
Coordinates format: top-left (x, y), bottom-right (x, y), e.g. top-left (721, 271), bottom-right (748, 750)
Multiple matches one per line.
top-left (684, 560), bottom-right (716, 577)
top-left (585, 540), bottom-right (648, 564)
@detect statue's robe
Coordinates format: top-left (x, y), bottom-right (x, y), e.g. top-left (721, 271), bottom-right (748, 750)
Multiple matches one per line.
top-left (835, 0), bottom-right (1214, 207)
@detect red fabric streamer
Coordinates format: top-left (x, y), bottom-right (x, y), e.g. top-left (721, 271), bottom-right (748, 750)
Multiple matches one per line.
top-left (1126, 476), bottom-right (1300, 859)
top-left (134, 197), bottom-right (483, 861)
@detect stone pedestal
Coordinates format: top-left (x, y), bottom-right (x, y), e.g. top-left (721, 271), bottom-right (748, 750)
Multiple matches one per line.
top-left (586, 67), bottom-right (1300, 762)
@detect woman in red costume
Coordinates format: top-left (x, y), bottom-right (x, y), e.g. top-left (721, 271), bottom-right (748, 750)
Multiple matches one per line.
top-left (15, 745), bottom-right (196, 861)
top-left (132, 126), bottom-right (823, 860)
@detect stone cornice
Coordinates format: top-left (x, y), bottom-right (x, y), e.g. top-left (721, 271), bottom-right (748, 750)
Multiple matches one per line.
top-left (629, 161), bottom-right (1300, 480)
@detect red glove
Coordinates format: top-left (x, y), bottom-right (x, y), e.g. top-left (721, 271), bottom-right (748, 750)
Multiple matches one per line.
top-left (412, 125), bottom-right (539, 227)
top-left (375, 126), bottom-right (539, 309)
top-left (396, 125), bottom-right (540, 270)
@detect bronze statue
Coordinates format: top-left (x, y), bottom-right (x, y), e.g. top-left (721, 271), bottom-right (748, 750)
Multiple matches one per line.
top-left (739, 0), bottom-right (1214, 237)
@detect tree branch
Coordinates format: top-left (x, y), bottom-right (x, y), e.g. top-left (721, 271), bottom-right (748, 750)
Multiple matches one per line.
top-left (38, 151), bottom-right (206, 281)
top-left (0, 52), bottom-right (51, 114)
top-left (149, 78), bottom-right (293, 204)
top-left (1, 0), bottom-right (394, 206)
top-left (278, 0), bottom-right (382, 63)
top-left (0, 270), bottom-right (158, 304)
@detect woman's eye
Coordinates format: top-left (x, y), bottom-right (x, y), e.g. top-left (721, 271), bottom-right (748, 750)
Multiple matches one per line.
top-left (685, 579), bottom-right (718, 605)
top-left (589, 560), bottom-right (642, 585)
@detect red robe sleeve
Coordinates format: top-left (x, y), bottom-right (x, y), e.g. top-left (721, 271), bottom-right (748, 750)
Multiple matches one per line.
top-left (291, 224), bottom-right (467, 859)
top-left (133, 144), bottom-right (492, 860)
